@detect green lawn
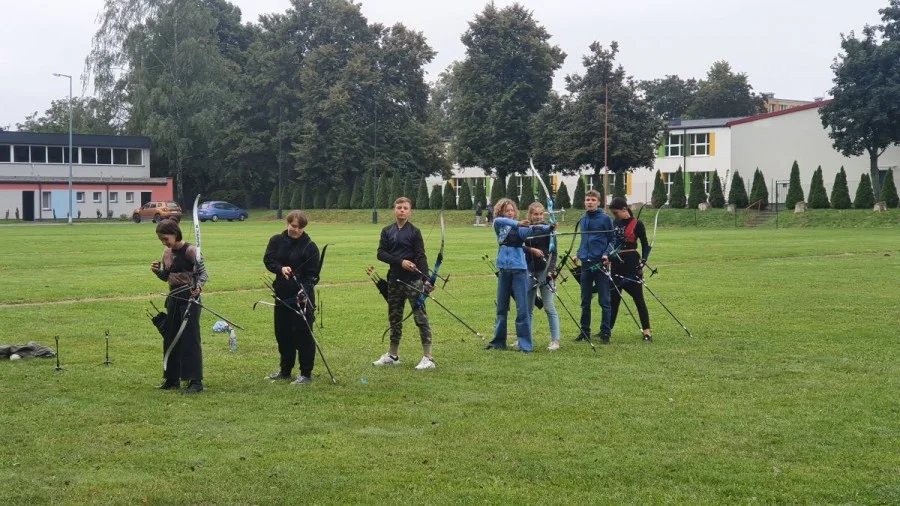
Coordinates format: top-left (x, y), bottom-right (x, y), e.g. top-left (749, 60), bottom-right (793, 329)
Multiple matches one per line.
top-left (0, 214), bottom-right (898, 504)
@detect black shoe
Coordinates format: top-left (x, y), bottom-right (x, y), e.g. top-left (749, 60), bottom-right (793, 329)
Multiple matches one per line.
top-left (600, 335), bottom-right (610, 345)
top-left (265, 372), bottom-right (292, 381)
top-left (643, 334), bottom-right (653, 343)
top-left (484, 344), bottom-right (505, 350)
top-left (181, 381), bottom-right (204, 394)
top-left (574, 333), bottom-right (588, 342)
top-left (157, 380), bottom-right (180, 390)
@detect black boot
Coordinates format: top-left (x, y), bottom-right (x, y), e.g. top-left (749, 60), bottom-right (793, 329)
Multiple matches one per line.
top-left (181, 380), bottom-right (204, 394)
top-left (157, 380), bottom-right (180, 390)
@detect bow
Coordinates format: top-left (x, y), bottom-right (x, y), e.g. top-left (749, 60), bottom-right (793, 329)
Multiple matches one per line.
top-left (530, 158), bottom-right (556, 285)
top-left (163, 194), bottom-right (201, 372)
top-left (409, 211), bottom-right (446, 310)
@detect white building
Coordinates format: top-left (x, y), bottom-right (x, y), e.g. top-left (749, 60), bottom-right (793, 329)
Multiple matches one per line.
top-left (0, 131), bottom-right (172, 221)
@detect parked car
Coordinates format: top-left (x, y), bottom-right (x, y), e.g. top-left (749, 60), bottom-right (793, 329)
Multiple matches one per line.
top-left (197, 201), bottom-right (249, 222)
top-left (132, 201), bottom-right (183, 223)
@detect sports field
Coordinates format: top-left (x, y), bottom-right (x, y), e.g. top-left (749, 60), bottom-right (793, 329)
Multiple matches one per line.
top-left (0, 210), bottom-right (898, 504)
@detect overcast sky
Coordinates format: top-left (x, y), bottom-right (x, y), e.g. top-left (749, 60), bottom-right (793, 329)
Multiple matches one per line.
top-left (0, 0), bottom-right (890, 129)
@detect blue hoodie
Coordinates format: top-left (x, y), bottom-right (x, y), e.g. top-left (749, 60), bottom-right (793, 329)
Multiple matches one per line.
top-left (576, 210), bottom-right (614, 262)
top-left (494, 217), bottom-right (551, 270)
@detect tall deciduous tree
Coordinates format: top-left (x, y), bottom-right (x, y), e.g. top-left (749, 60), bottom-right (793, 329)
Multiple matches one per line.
top-left (452, 3), bottom-right (565, 180)
top-left (820, 10), bottom-right (900, 202)
top-left (785, 161), bottom-right (805, 210)
top-left (830, 167), bottom-right (852, 209)
top-left (639, 75), bottom-right (698, 120)
top-left (687, 61), bottom-right (765, 119)
top-left (17, 97), bottom-right (119, 134)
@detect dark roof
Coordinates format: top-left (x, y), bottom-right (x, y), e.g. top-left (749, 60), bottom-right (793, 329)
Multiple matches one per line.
top-left (0, 131), bottom-right (151, 149)
top-left (668, 117), bottom-right (747, 129)
top-left (726, 100), bottom-right (833, 126)
top-left (0, 176), bottom-right (168, 185)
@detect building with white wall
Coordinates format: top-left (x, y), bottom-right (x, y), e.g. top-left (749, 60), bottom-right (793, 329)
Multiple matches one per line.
top-left (0, 131), bottom-right (172, 221)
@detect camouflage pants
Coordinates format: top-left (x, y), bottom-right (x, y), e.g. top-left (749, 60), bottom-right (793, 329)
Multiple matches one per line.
top-left (387, 279), bottom-right (433, 356)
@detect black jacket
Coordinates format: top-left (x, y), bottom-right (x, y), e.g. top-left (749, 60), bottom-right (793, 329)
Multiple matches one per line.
top-left (263, 231), bottom-right (320, 303)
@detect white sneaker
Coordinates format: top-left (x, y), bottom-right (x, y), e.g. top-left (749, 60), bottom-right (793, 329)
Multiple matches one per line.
top-left (415, 356), bottom-right (436, 370)
top-left (548, 341), bottom-right (561, 351)
top-left (372, 353), bottom-right (400, 366)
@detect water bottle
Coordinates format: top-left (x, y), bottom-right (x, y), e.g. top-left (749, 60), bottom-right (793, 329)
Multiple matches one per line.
top-left (229, 328), bottom-right (237, 352)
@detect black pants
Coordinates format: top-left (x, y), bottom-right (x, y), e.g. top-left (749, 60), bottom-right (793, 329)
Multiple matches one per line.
top-left (274, 302), bottom-right (316, 377)
top-left (163, 294), bottom-right (203, 383)
top-left (610, 278), bottom-right (651, 331)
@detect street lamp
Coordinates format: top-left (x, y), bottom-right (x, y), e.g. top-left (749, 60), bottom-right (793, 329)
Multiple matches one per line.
top-left (52, 73), bottom-right (73, 225)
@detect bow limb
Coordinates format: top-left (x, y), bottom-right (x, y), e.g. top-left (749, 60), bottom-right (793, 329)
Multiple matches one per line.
top-left (530, 158), bottom-right (556, 281)
top-left (164, 194), bottom-right (202, 372)
top-left (650, 207), bottom-right (660, 248)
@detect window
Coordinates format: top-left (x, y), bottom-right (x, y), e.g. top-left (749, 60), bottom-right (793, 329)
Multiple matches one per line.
top-left (93, 192), bottom-right (102, 203)
top-left (30, 146), bottom-right (47, 163)
top-left (82, 148), bottom-right (97, 164)
top-left (113, 148), bottom-right (127, 165)
top-left (76, 192), bottom-right (85, 203)
top-left (128, 149), bottom-right (143, 165)
top-left (0, 144), bottom-right (10, 162)
top-left (14, 145), bottom-right (30, 162)
top-left (42, 192), bottom-right (51, 210)
top-left (64, 147), bottom-right (80, 164)
top-left (689, 133), bottom-right (710, 156)
top-left (125, 191), bottom-right (134, 203)
top-left (665, 134), bottom-right (683, 157)
top-left (109, 192), bottom-right (118, 203)
top-left (97, 148), bottom-right (112, 164)
top-left (47, 146), bottom-right (63, 163)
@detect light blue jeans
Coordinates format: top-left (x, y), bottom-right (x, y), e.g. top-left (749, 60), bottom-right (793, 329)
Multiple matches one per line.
top-left (528, 276), bottom-right (560, 342)
top-left (490, 269), bottom-right (533, 351)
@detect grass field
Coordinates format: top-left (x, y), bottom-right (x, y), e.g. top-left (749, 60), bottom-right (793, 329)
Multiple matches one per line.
top-left (0, 211), bottom-right (898, 504)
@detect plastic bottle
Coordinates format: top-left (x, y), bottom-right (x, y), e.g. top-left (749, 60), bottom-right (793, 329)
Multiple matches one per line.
top-left (229, 328), bottom-right (237, 352)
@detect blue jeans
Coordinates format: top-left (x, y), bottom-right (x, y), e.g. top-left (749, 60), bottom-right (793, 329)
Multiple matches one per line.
top-left (490, 269), bottom-right (533, 351)
top-left (528, 276), bottom-right (560, 342)
top-left (580, 262), bottom-right (611, 337)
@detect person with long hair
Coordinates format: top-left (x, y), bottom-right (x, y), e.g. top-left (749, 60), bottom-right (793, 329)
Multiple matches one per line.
top-left (608, 197), bottom-right (653, 342)
top-left (524, 202), bottom-right (561, 351)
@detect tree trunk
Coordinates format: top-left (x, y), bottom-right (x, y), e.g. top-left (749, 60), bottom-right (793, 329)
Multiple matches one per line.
top-left (869, 149), bottom-right (882, 201)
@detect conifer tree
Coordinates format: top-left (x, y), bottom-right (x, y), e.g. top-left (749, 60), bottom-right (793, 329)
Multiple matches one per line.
top-left (360, 169), bottom-right (375, 210)
top-left (728, 171), bottom-right (749, 208)
top-left (350, 176), bottom-right (363, 209)
top-left (314, 185), bottom-right (327, 209)
top-left (376, 173), bottom-right (391, 208)
top-left (290, 186), bottom-right (302, 209)
top-left (518, 178), bottom-right (534, 210)
top-left (430, 184), bottom-right (443, 210)
top-left (708, 170), bottom-right (725, 208)
top-left (651, 169), bottom-right (668, 208)
top-left (402, 177), bottom-right (415, 207)
top-left (573, 176), bottom-right (586, 209)
top-left (443, 181), bottom-right (457, 210)
top-left (490, 176), bottom-right (505, 205)
top-left (879, 168), bottom-right (899, 208)
top-left (613, 170), bottom-right (627, 198)
top-left (390, 172), bottom-right (403, 203)
top-left (555, 181), bottom-right (571, 208)
top-left (669, 167), bottom-right (686, 208)
top-left (326, 188), bottom-right (338, 209)
top-left (458, 180), bottom-right (473, 210)
top-left (474, 178), bottom-right (487, 208)
top-left (417, 179), bottom-right (430, 209)
top-left (687, 172), bottom-right (708, 209)
top-left (505, 175), bottom-right (519, 204)
top-left (300, 185), bottom-right (312, 209)
top-left (807, 166), bottom-right (830, 209)
top-left (785, 160), bottom-right (804, 209)
top-left (854, 173), bottom-right (875, 209)
top-left (748, 168), bottom-right (769, 209)
top-left (830, 167), bottom-right (852, 209)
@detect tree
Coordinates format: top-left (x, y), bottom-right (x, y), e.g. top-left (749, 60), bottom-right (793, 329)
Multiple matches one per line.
top-left (376, 173), bottom-right (391, 208)
top-left (708, 170), bottom-right (725, 208)
top-left (505, 176), bottom-right (519, 204)
top-left (820, 12), bottom-right (900, 202)
top-left (16, 97), bottom-right (119, 135)
top-left (338, 184), bottom-right (351, 209)
top-left (728, 171), bottom-right (749, 208)
top-left (442, 181), bottom-right (457, 210)
top-left (390, 172), bottom-right (404, 203)
top-left (518, 177), bottom-right (535, 210)
top-left (473, 178), bottom-right (487, 208)
top-left (402, 177), bottom-right (415, 207)
top-left (573, 176), bottom-right (586, 209)
top-left (562, 42), bottom-right (664, 180)
top-left (556, 181), bottom-right (571, 208)
top-left (612, 170), bottom-right (626, 199)
top-left (458, 180), bottom-right (473, 210)
top-left (687, 61), bottom-right (765, 118)
top-left (290, 186), bottom-right (302, 209)
top-left (350, 176), bottom-right (363, 209)
top-left (881, 168), bottom-right (899, 207)
top-left (639, 75), bottom-right (698, 120)
top-left (688, 172), bottom-right (708, 209)
top-left (360, 169), bottom-right (375, 210)
top-left (651, 170), bottom-right (668, 208)
top-left (854, 173), bottom-right (876, 209)
top-left (807, 166), bottom-right (830, 209)
top-left (490, 176), bottom-right (505, 204)
top-left (749, 168), bottom-right (769, 209)
top-left (669, 168), bottom-right (686, 209)
top-left (325, 188), bottom-right (338, 209)
top-left (269, 186), bottom-right (281, 210)
top-left (301, 185), bottom-right (312, 210)
top-left (451, 3), bottom-right (565, 180)
top-left (417, 178), bottom-right (430, 210)
top-left (831, 167), bottom-right (852, 209)
top-left (785, 161), bottom-right (805, 210)
top-left (430, 184), bottom-right (443, 210)
top-left (314, 185), bottom-right (327, 209)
